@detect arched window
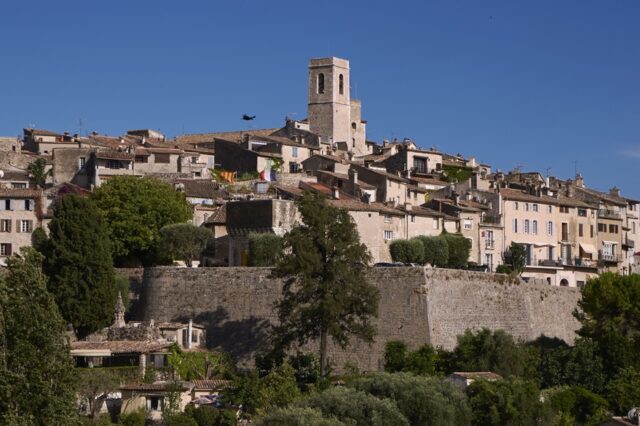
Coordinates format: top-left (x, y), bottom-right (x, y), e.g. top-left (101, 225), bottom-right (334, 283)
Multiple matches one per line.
top-left (339, 74), bottom-right (344, 95)
top-left (317, 73), bottom-right (325, 94)
top-left (560, 279), bottom-right (569, 287)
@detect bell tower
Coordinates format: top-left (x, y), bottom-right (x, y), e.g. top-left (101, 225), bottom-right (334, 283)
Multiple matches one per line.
top-left (307, 57), bottom-right (352, 150)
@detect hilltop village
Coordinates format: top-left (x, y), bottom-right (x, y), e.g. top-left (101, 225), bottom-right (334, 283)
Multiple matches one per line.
top-left (1, 57), bottom-right (638, 287)
top-left (3, 57), bottom-right (640, 425)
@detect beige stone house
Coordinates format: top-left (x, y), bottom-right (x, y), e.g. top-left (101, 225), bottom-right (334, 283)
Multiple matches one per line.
top-left (0, 188), bottom-right (44, 265)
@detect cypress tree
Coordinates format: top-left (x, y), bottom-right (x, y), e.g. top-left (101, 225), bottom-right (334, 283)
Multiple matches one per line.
top-left (45, 194), bottom-right (118, 338)
top-left (0, 248), bottom-right (77, 424)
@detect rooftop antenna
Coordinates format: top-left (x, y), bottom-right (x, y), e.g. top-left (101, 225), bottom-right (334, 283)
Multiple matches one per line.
top-left (574, 160), bottom-right (578, 177)
top-left (545, 167), bottom-right (552, 178)
top-left (78, 118), bottom-right (84, 136)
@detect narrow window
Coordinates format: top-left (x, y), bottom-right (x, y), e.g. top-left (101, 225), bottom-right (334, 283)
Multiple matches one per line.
top-left (317, 73), bottom-right (325, 94)
top-left (579, 224), bottom-right (584, 237)
top-left (339, 74), bottom-right (344, 95)
top-left (532, 220), bottom-right (538, 235)
top-left (513, 218), bottom-right (518, 233)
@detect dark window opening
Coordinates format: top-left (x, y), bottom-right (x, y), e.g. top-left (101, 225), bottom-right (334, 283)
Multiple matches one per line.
top-left (339, 74), bottom-right (344, 95)
top-left (317, 73), bottom-right (325, 94)
top-left (155, 153), bottom-right (170, 163)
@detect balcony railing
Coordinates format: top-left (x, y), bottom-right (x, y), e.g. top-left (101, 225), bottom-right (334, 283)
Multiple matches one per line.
top-left (599, 250), bottom-right (621, 263)
top-left (598, 209), bottom-right (622, 220)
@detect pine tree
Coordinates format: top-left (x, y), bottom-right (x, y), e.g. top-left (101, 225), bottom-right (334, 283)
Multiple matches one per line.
top-left (0, 248), bottom-right (77, 424)
top-left (45, 194), bottom-right (118, 338)
top-left (273, 192), bottom-right (379, 377)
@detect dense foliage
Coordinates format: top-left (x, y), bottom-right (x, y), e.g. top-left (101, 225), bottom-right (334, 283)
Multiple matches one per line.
top-left (44, 194), bottom-right (118, 338)
top-left (501, 242), bottom-right (527, 275)
top-left (389, 238), bottom-right (424, 264)
top-left (90, 176), bottom-right (192, 265)
top-left (273, 192), bottom-right (379, 377)
top-left (416, 235), bottom-right (449, 267)
top-left (27, 157), bottom-right (51, 188)
top-left (248, 233), bottom-right (283, 266)
top-left (160, 223), bottom-right (213, 266)
top-left (391, 234), bottom-right (470, 268)
top-left (0, 248), bottom-right (77, 424)
top-left (351, 373), bottom-right (471, 426)
top-left (302, 387), bottom-right (409, 426)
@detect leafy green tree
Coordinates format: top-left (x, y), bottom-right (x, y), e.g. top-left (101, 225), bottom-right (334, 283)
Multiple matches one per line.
top-left (168, 344), bottom-right (234, 380)
top-left (543, 386), bottom-right (608, 425)
top-left (452, 329), bottom-right (538, 379)
top-left (442, 165), bottom-right (474, 183)
top-left (529, 336), bottom-right (606, 394)
top-left (467, 378), bottom-right (552, 426)
top-left (120, 410), bottom-right (146, 426)
top-left (389, 239), bottom-right (424, 264)
top-left (0, 248), bottom-right (77, 424)
top-left (415, 235), bottom-right (449, 267)
top-left (160, 223), bottom-right (213, 266)
top-left (351, 372), bottom-right (471, 426)
top-left (404, 344), bottom-right (440, 376)
top-left (383, 341), bottom-right (408, 373)
top-left (248, 233), bottom-right (283, 266)
top-left (302, 386), bottom-right (409, 426)
top-left (31, 226), bottom-right (49, 254)
top-left (230, 364), bottom-right (301, 417)
top-left (442, 234), bottom-right (472, 268)
top-left (90, 176), bottom-right (192, 265)
top-left (45, 194), bottom-right (118, 338)
top-left (256, 407), bottom-right (344, 426)
top-left (273, 192), bottom-right (380, 377)
top-left (27, 157), bottom-right (51, 188)
top-left (503, 242), bottom-right (527, 275)
top-left (606, 367), bottom-right (640, 415)
top-left (76, 368), bottom-right (120, 421)
top-left (575, 273), bottom-right (640, 380)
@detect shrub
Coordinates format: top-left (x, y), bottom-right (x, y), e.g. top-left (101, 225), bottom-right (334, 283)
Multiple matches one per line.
top-left (467, 378), bottom-right (553, 426)
top-left (543, 386), bottom-right (608, 424)
top-left (495, 264), bottom-right (512, 274)
top-left (248, 233), bottom-right (283, 266)
top-left (415, 236), bottom-right (449, 267)
top-left (302, 386), bottom-right (409, 426)
top-left (351, 372), bottom-right (471, 426)
top-left (256, 407), bottom-right (344, 425)
top-left (442, 234), bottom-right (471, 268)
top-left (120, 410), bottom-right (145, 426)
top-left (389, 239), bottom-right (424, 264)
top-left (165, 413), bottom-right (198, 426)
top-left (383, 341), bottom-right (408, 373)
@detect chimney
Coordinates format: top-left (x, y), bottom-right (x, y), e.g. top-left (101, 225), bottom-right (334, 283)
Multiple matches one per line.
top-left (349, 168), bottom-right (358, 185)
top-left (566, 180), bottom-right (575, 197)
top-left (575, 173), bottom-right (584, 188)
top-left (610, 187), bottom-right (621, 197)
top-left (452, 191), bottom-right (460, 206)
top-left (332, 186), bottom-right (340, 199)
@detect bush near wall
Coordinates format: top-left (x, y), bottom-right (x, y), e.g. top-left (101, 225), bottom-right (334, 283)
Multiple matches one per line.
top-left (415, 236), bottom-right (449, 267)
top-left (389, 239), bottom-right (425, 264)
top-left (441, 234), bottom-right (471, 268)
top-left (248, 233), bottom-right (283, 267)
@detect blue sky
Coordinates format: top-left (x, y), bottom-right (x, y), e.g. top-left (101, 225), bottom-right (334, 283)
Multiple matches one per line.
top-left (1, 0), bottom-right (638, 197)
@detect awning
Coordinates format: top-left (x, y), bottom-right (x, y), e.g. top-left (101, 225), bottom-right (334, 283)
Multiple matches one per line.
top-left (601, 240), bottom-right (618, 246)
top-left (534, 243), bottom-right (555, 248)
top-left (579, 243), bottom-right (597, 255)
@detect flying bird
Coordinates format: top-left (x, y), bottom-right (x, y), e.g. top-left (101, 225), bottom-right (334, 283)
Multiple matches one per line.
top-left (242, 114), bottom-right (256, 121)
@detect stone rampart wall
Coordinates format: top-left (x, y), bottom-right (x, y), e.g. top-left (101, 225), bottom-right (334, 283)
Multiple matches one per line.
top-left (131, 266), bottom-right (581, 371)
